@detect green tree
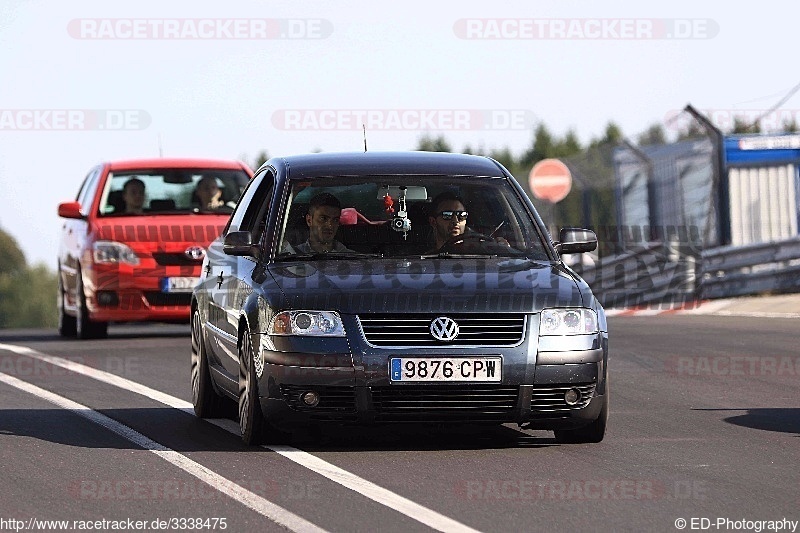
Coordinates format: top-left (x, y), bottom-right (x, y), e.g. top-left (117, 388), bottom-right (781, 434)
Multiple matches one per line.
top-left (600, 121), bottom-right (623, 145)
top-left (489, 147), bottom-right (515, 171)
top-left (415, 134), bottom-right (451, 152)
top-left (0, 228), bottom-right (26, 275)
top-left (252, 150), bottom-right (270, 170)
top-left (520, 123), bottom-right (555, 169)
top-left (637, 123), bottom-right (667, 146)
top-left (0, 264), bottom-right (57, 328)
top-left (677, 120), bottom-right (705, 141)
top-left (731, 116), bottom-right (760, 134)
top-left (0, 227), bottom-right (58, 328)
top-left (782, 117), bottom-right (799, 133)
top-left (556, 130), bottom-right (582, 156)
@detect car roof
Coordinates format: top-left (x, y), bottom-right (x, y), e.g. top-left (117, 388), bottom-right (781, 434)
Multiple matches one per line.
top-left (272, 151), bottom-right (507, 179)
top-left (106, 158), bottom-right (247, 171)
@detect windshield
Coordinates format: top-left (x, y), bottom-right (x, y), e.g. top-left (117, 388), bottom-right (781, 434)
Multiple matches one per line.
top-left (276, 176), bottom-right (551, 260)
top-left (98, 168), bottom-right (250, 216)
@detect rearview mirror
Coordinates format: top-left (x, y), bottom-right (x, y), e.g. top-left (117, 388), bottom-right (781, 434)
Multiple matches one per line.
top-left (376, 186), bottom-right (427, 201)
top-left (223, 231), bottom-right (258, 257)
top-left (556, 228), bottom-right (597, 254)
top-left (58, 201), bottom-right (84, 220)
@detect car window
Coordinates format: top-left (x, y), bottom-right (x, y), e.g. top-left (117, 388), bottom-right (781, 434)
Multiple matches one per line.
top-left (76, 167), bottom-right (101, 213)
top-left (96, 168), bottom-right (250, 216)
top-left (275, 175), bottom-right (550, 260)
top-left (227, 168), bottom-right (275, 236)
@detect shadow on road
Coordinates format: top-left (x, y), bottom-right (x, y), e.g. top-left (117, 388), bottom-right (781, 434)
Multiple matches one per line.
top-left (694, 408), bottom-right (800, 435)
top-left (297, 423), bottom-right (558, 451)
top-left (0, 406), bottom-right (559, 451)
top-left (0, 324), bottom-right (189, 343)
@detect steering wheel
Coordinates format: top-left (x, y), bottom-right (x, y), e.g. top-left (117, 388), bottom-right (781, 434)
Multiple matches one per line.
top-left (437, 232), bottom-right (492, 253)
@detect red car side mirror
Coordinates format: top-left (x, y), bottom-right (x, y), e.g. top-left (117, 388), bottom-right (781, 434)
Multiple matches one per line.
top-left (58, 201), bottom-right (84, 219)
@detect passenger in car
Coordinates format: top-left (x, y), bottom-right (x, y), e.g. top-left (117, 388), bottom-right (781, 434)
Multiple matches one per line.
top-left (192, 176), bottom-right (226, 210)
top-left (294, 192), bottom-right (354, 254)
top-left (122, 178), bottom-right (146, 214)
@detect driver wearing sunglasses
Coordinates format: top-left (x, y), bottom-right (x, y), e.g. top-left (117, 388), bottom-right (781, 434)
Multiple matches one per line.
top-left (428, 192), bottom-right (469, 250)
top-left (427, 191), bottom-right (513, 253)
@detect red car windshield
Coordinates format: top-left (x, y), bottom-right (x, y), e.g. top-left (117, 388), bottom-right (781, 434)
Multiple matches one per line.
top-left (98, 169), bottom-right (250, 216)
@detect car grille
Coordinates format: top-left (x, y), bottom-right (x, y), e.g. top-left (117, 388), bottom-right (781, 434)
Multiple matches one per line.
top-left (358, 314), bottom-right (525, 347)
top-left (529, 383), bottom-right (596, 418)
top-left (371, 385), bottom-right (519, 421)
top-left (143, 292), bottom-right (192, 307)
top-left (152, 252), bottom-right (204, 266)
top-left (280, 385), bottom-right (357, 418)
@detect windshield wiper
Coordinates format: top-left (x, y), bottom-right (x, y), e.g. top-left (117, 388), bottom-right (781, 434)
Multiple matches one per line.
top-left (418, 252), bottom-right (498, 259)
top-left (274, 252), bottom-right (383, 261)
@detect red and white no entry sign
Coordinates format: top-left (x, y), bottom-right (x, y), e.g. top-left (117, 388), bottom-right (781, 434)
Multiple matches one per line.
top-left (528, 158), bottom-right (572, 203)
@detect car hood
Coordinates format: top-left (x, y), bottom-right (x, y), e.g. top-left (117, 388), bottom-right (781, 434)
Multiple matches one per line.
top-left (93, 214), bottom-right (228, 252)
top-left (267, 257), bottom-right (585, 314)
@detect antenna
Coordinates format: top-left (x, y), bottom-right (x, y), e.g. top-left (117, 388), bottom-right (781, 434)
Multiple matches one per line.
top-left (158, 133), bottom-right (163, 157)
top-left (363, 124), bottom-right (368, 152)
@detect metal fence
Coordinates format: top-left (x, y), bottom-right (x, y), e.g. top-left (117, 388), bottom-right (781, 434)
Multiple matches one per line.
top-left (516, 108), bottom-right (800, 308)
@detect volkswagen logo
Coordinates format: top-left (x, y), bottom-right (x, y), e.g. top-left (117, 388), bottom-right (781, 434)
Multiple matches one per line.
top-left (430, 316), bottom-right (459, 342)
top-left (184, 246), bottom-right (206, 261)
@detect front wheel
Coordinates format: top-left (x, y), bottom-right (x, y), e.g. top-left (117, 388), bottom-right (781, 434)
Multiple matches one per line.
top-left (238, 329), bottom-right (267, 445)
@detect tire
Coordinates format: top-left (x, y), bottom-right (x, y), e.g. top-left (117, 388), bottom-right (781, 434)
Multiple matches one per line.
top-left (238, 328), bottom-right (267, 445)
top-left (191, 308), bottom-right (226, 418)
top-left (75, 267), bottom-right (108, 340)
top-left (554, 390), bottom-right (608, 444)
top-left (57, 271), bottom-right (77, 338)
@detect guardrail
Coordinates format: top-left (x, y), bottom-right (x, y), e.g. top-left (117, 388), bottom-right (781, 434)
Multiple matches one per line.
top-left (573, 236), bottom-right (800, 307)
top-left (569, 241), bottom-right (698, 309)
top-left (699, 237), bottom-right (800, 299)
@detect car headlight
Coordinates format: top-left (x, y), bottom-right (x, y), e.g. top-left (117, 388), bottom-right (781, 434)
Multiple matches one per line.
top-left (540, 308), bottom-right (598, 336)
top-left (93, 240), bottom-right (140, 266)
top-left (268, 311), bottom-right (345, 337)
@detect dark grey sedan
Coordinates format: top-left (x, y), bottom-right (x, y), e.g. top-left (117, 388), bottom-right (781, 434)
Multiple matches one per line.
top-left (191, 151), bottom-right (608, 445)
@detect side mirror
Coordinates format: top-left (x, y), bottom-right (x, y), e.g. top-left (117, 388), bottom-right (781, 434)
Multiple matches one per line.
top-left (58, 201), bottom-right (84, 220)
top-left (556, 228), bottom-right (597, 254)
top-left (223, 231), bottom-right (258, 257)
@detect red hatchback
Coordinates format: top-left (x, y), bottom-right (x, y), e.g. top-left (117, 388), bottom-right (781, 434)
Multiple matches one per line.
top-left (57, 158), bottom-right (253, 338)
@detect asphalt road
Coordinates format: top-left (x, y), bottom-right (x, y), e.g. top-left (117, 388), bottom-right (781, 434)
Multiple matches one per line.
top-left (0, 316), bottom-right (798, 533)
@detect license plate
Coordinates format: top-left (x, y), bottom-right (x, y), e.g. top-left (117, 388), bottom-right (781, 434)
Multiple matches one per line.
top-left (390, 357), bottom-right (502, 382)
top-left (160, 276), bottom-right (200, 293)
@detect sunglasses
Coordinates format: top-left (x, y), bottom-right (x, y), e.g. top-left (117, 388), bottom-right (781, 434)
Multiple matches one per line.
top-left (438, 210), bottom-right (468, 221)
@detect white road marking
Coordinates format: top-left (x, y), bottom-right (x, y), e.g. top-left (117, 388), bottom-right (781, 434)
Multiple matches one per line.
top-left (0, 369), bottom-right (327, 533)
top-left (0, 343), bottom-right (483, 533)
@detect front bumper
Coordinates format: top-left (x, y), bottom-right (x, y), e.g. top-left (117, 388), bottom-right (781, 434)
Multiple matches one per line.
top-left (85, 263), bottom-right (197, 322)
top-left (257, 358), bottom-right (606, 431)
top-left (254, 314), bottom-right (608, 430)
